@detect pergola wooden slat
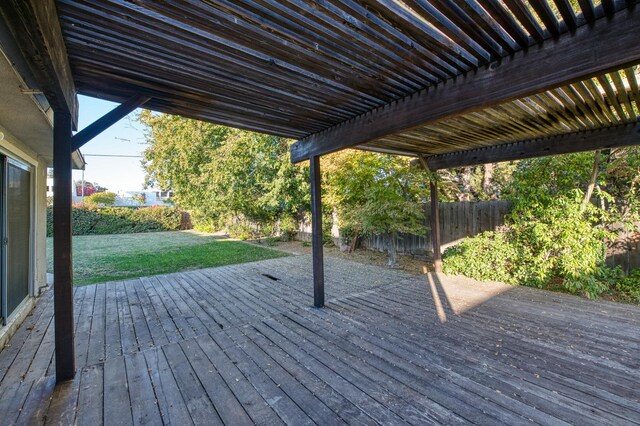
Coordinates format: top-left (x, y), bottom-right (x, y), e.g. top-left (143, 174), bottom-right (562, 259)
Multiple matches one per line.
top-left (365, 72), bottom-right (640, 157)
top-left (290, 8), bottom-right (640, 161)
top-left (0, 0), bottom-right (638, 383)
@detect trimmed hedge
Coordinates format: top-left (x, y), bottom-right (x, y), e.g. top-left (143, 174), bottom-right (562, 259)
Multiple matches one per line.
top-left (47, 205), bottom-right (189, 236)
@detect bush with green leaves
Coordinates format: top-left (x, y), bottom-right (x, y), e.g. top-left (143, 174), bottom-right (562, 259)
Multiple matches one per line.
top-left (84, 191), bottom-right (117, 206)
top-left (323, 150), bottom-right (427, 265)
top-left (444, 152), bottom-right (621, 299)
top-left (47, 205), bottom-right (187, 236)
top-left (443, 231), bottom-right (518, 284)
top-left (612, 268), bottom-right (640, 303)
top-left (278, 215), bottom-right (298, 242)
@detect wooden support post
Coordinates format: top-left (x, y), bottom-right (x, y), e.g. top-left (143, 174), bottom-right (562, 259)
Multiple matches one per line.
top-left (418, 155), bottom-right (443, 273)
top-left (310, 155), bottom-right (324, 307)
top-left (430, 179), bottom-right (442, 273)
top-left (53, 109), bottom-right (75, 382)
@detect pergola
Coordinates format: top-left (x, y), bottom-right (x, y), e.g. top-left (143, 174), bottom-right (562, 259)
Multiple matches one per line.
top-left (1, 0), bottom-right (638, 383)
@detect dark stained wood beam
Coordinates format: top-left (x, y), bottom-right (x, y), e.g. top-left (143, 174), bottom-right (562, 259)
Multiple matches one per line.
top-left (418, 156), bottom-right (442, 272)
top-left (53, 108), bottom-right (75, 382)
top-left (0, 0), bottom-right (78, 127)
top-left (310, 155), bottom-right (325, 308)
top-left (71, 95), bottom-right (151, 151)
top-left (290, 8), bottom-right (640, 163)
top-left (429, 179), bottom-right (442, 273)
top-left (425, 120), bottom-right (640, 170)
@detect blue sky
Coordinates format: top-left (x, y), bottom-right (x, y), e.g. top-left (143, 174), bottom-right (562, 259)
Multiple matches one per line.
top-left (72, 95), bottom-right (148, 192)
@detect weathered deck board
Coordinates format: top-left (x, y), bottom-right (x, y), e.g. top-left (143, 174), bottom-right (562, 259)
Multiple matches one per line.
top-left (0, 255), bottom-right (639, 425)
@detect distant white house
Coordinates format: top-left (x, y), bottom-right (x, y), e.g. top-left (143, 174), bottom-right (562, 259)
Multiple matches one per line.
top-left (46, 178), bottom-right (174, 207)
top-left (115, 189), bottom-right (174, 207)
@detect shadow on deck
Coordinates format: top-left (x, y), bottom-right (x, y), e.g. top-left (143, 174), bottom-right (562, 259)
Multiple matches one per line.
top-left (0, 255), bottom-right (639, 425)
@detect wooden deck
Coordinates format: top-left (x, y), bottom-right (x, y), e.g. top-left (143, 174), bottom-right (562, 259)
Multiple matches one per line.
top-left (0, 255), bottom-right (639, 425)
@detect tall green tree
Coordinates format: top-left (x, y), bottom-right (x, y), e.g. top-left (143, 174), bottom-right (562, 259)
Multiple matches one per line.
top-left (323, 150), bottom-right (428, 266)
top-left (139, 111), bottom-right (308, 235)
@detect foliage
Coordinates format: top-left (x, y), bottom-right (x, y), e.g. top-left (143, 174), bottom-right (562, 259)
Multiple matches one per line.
top-left (139, 111), bottom-right (309, 238)
top-left (45, 231), bottom-right (286, 285)
top-left (612, 268), bottom-right (640, 303)
top-left (443, 231), bottom-right (518, 284)
top-left (132, 193), bottom-right (146, 205)
top-left (323, 150), bottom-right (427, 264)
top-left (323, 151), bottom-right (427, 235)
top-left (278, 215), bottom-right (298, 242)
top-left (437, 162), bottom-right (516, 201)
top-left (46, 205), bottom-right (186, 236)
top-left (444, 152), bottom-right (621, 299)
top-left (601, 146), bottom-right (640, 226)
top-left (84, 191), bottom-right (117, 206)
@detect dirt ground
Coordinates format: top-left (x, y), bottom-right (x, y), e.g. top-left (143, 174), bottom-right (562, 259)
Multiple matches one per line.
top-left (248, 239), bottom-right (434, 275)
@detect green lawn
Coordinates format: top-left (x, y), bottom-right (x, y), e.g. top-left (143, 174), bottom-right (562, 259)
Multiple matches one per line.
top-left (46, 230), bottom-right (288, 286)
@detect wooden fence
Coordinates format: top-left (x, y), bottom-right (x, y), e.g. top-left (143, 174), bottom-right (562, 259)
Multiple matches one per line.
top-left (362, 200), bottom-right (512, 256)
top-left (606, 228), bottom-right (640, 275)
top-left (297, 200), bottom-right (640, 272)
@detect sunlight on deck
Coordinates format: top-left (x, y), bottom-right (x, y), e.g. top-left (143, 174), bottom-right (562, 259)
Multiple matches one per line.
top-left (1, 255), bottom-right (638, 425)
top-left (426, 270), bottom-right (512, 322)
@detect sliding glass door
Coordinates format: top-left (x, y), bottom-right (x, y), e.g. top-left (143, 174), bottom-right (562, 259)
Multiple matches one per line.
top-left (1, 156), bottom-right (31, 324)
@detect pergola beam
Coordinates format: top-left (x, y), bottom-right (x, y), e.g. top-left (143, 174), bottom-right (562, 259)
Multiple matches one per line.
top-left (290, 7), bottom-right (640, 163)
top-left (426, 120), bottom-right (640, 170)
top-left (71, 95), bottom-right (151, 151)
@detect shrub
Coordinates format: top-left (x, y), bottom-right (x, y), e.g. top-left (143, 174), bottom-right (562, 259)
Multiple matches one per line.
top-left (443, 195), bottom-right (616, 299)
top-left (278, 215), bottom-right (298, 242)
top-left (443, 231), bottom-right (519, 284)
top-left (508, 193), bottom-right (613, 295)
top-left (227, 221), bottom-right (253, 240)
top-left (84, 191), bottom-right (117, 206)
top-left (613, 268), bottom-right (640, 303)
top-left (47, 205), bottom-right (188, 236)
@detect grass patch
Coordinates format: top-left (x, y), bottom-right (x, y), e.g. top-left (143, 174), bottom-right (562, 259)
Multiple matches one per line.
top-left (47, 230), bottom-right (287, 285)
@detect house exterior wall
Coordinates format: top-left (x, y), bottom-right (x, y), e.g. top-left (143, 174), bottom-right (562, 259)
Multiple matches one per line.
top-left (0, 125), bottom-right (49, 348)
top-left (33, 157), bottom-right (48, 295)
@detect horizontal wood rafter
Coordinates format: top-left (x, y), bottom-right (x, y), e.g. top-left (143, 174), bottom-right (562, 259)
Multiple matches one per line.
top-left (425, 120), bottom-right (640, 170)
top-left (290, 8), bottom-right (640, 162)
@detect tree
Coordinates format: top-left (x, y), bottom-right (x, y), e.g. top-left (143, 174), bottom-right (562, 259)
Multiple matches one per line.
top-left (323, 150), bottom-right (427, 266)
top-left (85, 192), bottom-right (117, 206)
top-left (138, 111), bottom-right (309, 236)
top-left (139, 110), bottom-right (228, 225)
top-left (436, 162), bottom-right (515, 201)
top-left (444, 150), bottom-right (640, 299)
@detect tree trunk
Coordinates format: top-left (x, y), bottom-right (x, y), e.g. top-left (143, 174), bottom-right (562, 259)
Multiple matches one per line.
top-left (386, 231), bottom-right (398, 268)
top-left (349, 230), bottom-right (359, 253)
top-left (459, 167), bottom-right (472, 201)
top-left (483, 163), bottom-right (495, 198)
top-left (581, 151), bottom-right (601, 213)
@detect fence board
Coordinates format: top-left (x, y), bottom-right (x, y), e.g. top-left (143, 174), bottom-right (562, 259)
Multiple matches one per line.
top-left (297, 200), bottom-right (639, 272)
top-left (359, 200), bottom-right (512, 257)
